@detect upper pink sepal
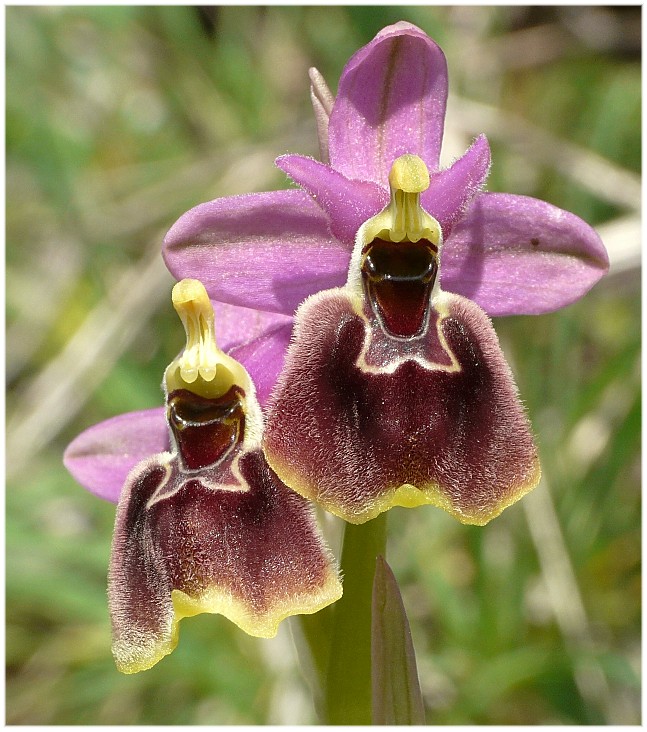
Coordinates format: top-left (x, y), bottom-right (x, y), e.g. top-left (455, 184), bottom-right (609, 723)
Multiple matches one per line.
top-left (328, 22), bottom-right (448, 186)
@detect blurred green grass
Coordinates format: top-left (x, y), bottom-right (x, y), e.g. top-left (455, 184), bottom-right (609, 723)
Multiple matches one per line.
top-left (6, 6), bottom-right (640, 725)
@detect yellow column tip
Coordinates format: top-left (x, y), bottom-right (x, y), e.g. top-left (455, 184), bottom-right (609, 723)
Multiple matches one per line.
top-left (388, 154), bottom-right (430, 193)
top-left (171, 278), bottom-right (210, 308)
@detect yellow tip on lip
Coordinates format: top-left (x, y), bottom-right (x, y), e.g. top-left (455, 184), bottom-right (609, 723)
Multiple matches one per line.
top-left (114, 574), bottom-right (344, 674)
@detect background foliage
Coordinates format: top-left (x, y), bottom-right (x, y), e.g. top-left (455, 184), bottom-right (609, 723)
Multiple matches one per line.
top-left (6, 5), bottom-right (640, 724)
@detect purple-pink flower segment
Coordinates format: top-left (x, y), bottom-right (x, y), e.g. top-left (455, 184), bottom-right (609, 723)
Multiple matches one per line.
top-left (163, 21), bottom-right (607, 322)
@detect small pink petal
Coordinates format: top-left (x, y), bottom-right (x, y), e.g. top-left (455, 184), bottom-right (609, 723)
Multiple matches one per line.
top-left (329, 22), bottom-right (448, 186)
top-left (422, 135), bottom-right (491, 239)
top-left (63, 408), bottom-right (168, 503)
top-left (276, 154), bottom-right (387, 245)
top-left (229, 319), bottom-right (294, 407)
top-left (164, 189), bottom-right (349, 314)
top-left (441, 193), bottom-right (610, 316)
top-left (212, 301), bottom-right (292, 355)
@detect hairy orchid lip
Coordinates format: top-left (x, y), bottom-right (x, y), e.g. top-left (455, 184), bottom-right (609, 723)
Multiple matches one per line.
top-left (110, 449), bottom-right (343, 674)
top-left (263, 288), bottom-right (541, 526)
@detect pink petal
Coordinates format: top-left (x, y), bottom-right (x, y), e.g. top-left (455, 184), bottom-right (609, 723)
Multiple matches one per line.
top-left (328, 21), bottom-right (448, 187)
top-left (441, 193), bottom-right (610, 316)
top-left (422, 135), bottom-right (491, 239)
top-left (212, 301), bottom-right (292, 354)
top-left (276, 154), bottom-right (387, 246)
top-left (229, 319), bottom-right (294, 407)
top-left (63, 408), bottom-right (168, 503)
top-left (163, 189), bottom-right (349, 314)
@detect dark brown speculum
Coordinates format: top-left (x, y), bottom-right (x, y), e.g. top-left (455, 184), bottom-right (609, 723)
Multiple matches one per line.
top-left (361, 237), bottom-right (438, 337)
top-left (167, 385), bottom-right (246, 470)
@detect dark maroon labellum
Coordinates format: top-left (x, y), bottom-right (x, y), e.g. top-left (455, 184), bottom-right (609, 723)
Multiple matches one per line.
top-left (361, 237), bottom-right (438, 337)
top-left (167, 386), bottom-right (246, 470)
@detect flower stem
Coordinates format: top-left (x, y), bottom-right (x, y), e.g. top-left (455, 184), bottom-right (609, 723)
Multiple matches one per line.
top-left (324, 512), bottom-right (388, 725)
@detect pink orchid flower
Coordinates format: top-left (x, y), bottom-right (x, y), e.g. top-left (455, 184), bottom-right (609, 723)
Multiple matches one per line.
top-left (63, 22), bottom-right (609, 671)
top-left (66, 22), bottom-right (607, 504)
top-left (65, 22), bottom-right (608, 516)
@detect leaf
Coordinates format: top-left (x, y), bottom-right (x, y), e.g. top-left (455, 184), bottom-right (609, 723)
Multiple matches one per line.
top-left (371, 555), bottom-right (425, 725)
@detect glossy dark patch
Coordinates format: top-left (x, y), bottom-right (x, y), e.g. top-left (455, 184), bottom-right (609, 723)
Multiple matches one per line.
top-left (361, 237), bottom-right (437, 337)
top-left (167, 386), bottom-right (245, 470)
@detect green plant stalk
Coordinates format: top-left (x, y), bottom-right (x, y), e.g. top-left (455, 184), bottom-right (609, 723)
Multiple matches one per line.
top-left (324, 512), bottom-right (388, 725)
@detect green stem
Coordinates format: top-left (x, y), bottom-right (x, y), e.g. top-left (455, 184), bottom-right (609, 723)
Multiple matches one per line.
top-left (324, 512), bottom-right (388, 725)
top-left (293, 599), bottom-right (335, 720)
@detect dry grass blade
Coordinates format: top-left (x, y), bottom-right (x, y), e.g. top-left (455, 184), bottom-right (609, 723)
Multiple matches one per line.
top-left (448, 96), bottom-right (641, 212)
top-left (522, 481), bottom-right (634, 724)
top-left (6, 247), bottom-right (172, 481)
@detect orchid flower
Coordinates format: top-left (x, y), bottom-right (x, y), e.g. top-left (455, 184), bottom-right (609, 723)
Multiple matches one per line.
top-left (162, 22), bottom-right (608, 524)
top-left (67, 280), bottom-right (341, 674)
top-left (64, 301), bottom-right (292, 503)
top-left (263, 153), bottom-right (541, 525)
top-left (63, 21), bottom-right (608, 683)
